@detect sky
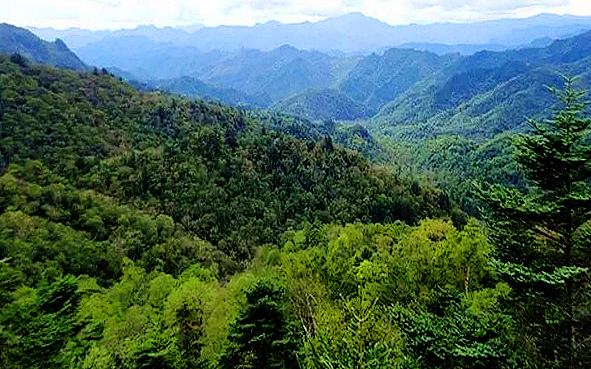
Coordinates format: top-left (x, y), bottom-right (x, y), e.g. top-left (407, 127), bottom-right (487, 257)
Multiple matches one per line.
top-left (2, 0), bottom-right (591, 29)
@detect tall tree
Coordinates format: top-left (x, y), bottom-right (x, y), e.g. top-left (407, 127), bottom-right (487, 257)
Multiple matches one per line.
top-left (479, 78), bottom-right (591, 368)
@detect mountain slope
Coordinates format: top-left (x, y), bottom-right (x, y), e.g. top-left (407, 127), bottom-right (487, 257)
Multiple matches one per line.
top-left (272, 88), bottom-right (373, 121)
top-left (399, 42), bottom-right (510, 55)
top-left (198, 45), bottom-right (355, 101)
top-left (339, 48), bottom-right (459, 112)
top-left (374, 30), bottom-right (591, 138)
top-left (153, 75), bottom-right (272, 107)
top-left (0, 23), bottom-right (85, 70)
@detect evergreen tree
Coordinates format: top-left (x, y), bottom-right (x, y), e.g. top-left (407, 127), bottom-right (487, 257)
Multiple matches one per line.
top-left (479, 78), bottom-right (591, 368)
top-left (222, 281), bottom-right (301, 369)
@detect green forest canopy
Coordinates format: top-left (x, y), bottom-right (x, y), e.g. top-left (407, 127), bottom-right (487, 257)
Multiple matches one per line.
top-left (0, 54), bottom-right (589, 368)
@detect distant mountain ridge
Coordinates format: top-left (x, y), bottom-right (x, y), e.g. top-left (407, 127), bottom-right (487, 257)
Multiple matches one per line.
top-left (29, 12), bottom-right (591, 54)
top-left (0, 23), bottom-right (85, 70)
top-left (271, 29), bottom-right (591, 124)
top-left (78, 28), bottom-right (591, 123)
top-left (374, 30), bottom-right (591, 138)
top-left (30, 24), bottom-right (194, 49)
top-left (14, 14), bottom-right (591, 127)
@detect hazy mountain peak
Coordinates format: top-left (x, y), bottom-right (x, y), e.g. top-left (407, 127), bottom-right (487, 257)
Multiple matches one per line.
top-left (336, 12), bottom-right (365, 18)
top-left (261, 20), bottom-right (281, 26)
top-left (321, 12), bottom-right (389, 26)
top-left (175, 23), bottom-right (204, 33)
top-left (335, 12), bottom-right (375, 20)
top-left (135, 24), bottom-right (158, 30)
top-left (276, 44), bottom-right (299, 51)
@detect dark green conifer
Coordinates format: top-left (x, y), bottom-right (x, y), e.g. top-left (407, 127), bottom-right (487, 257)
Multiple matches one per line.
top-left (479, 77), bottom-right (591, 368)
top-left (222, 281), bottom-right (301, 369)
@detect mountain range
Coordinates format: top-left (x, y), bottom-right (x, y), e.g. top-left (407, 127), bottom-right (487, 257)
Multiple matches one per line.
top-left (29, 12), bottom-right (591, 53)
top-left (374, 30), bottom-right (591, 138)
top-left (145, 28), bottom-right (591, 128)
top-left (19, 13), bottom-right (591, 120)
top-left (5, 13), bottom-right (591, 139)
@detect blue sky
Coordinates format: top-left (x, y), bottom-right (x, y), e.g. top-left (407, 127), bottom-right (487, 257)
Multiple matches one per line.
top-left (2, 0), bottom-right (591, 29)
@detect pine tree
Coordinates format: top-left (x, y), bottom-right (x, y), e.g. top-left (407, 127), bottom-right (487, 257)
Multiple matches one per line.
top-left (479, 77), bottom-right (591, 368)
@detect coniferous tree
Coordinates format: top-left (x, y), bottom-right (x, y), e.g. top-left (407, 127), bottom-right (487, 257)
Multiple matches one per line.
top-left (479, 78), bottom-right (591, 368)
top-left (222, 281), bottom-right (301, 369)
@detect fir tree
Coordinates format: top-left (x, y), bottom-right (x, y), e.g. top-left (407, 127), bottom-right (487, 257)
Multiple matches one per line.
top-left (479, 77), bottom-right (591, 368)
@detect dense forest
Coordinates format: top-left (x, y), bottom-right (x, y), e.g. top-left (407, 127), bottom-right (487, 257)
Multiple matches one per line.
top-left (0, 46), bottom-right (590, 369)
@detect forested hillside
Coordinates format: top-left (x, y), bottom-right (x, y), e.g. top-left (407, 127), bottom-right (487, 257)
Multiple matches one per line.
top-left (356, 30), bottom-right (591, 221)
top-left (272, 89), bottom-right (373, 121)
top-left (1, 36), bottom-right (590, 369)
top-left (0, 55), bottom-right (467, 369)
top-left (0, 53), bottom-right (449, 265)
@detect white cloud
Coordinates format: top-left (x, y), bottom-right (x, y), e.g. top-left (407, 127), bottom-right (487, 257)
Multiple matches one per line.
top-left (1, 0), bottom-right (590, 29)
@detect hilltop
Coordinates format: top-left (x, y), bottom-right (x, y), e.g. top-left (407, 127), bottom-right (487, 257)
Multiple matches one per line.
top-left (0, 23), bottom-right (85, 70)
